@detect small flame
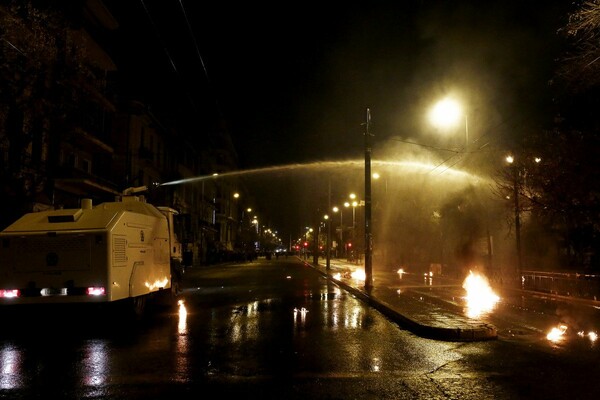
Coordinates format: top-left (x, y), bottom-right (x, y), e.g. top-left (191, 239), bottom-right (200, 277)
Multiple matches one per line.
top-left (547, 324), bottom-right (568, 343)
top-left (351, 269), bottom-right (366, 281)
top-left (577, 330), bottom-right (598, 343)
top-left (462, 270), bottom-right (500, 318)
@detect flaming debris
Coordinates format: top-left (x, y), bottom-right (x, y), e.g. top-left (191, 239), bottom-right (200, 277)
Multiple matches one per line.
top-left (462, 270), bottom-right (500, 318)
top-left (547, 324), bottom-right (568, 343)
top-left (577, 330), bottom-right (598, 343)
top-left (351, 269), bottom-right (366, 281)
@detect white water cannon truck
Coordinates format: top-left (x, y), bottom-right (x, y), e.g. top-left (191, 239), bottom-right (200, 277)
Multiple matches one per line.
top-left (0, 186), bottom-right (185, 315)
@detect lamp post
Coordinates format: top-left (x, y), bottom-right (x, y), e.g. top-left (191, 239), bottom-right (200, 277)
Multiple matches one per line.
top-left (351, 201), bottom-right (358, 233)
top-left (332, 206), bottom-right (343, 257)
top-left (345, 196), bottom-right (357, 241)
top-left (364, 107), bottom-right (373, 291)
top-left (505, 155), bottom-right (522, 283)
top-left (325, 213), bottom-right (331, 270)
top-left (326, 178), bottom-right (332, 270)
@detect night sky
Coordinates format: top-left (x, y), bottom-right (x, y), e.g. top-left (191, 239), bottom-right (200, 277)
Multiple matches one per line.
top-left (103, 0), bottom-right (574, 239)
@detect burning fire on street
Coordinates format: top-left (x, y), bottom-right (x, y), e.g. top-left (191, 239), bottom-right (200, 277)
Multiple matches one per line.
top-left (351, 269), bottom-right (366, 281)
top-left (333, 269), bottom-right (366, 282)
top-left (545, 323), bottom-right (599, 345)
top-left (462, 270), bottom-right (500, 318)
top-left (578, 330), bottom-right (598, 343)
top-left (546, 324), bottom-right (568, 343)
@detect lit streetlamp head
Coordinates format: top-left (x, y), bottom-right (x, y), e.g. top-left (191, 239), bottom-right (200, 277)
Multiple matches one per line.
top-left (429, 98), bottom-right (462, 129)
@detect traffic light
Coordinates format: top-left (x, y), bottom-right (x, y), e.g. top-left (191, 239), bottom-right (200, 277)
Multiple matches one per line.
top-left (303, 242), bottom-right (308, 247)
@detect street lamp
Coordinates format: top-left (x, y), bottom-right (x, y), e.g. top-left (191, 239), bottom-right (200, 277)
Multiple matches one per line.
top-left (324, 214), bottom-right (331, 270)
top-left (364, 107), bottom-right (373, 291)
top-left (429, 97), bottom-right (469, 148)
top-left (347, 194), bottom-right (357, 227)
top-left (345, 199), bottom-right (358, 240)
top-left (372, 172), bottom-right (388, 197)
top-left (333, 206), bottom-right (343, 239)
top-left (505, 154), bottom-right (541, 285)
top-left (505, 154), bottom-right (522, 283)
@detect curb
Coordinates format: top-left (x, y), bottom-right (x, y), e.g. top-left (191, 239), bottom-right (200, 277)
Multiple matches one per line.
top-left (306, 261), bottom-right (498, 342)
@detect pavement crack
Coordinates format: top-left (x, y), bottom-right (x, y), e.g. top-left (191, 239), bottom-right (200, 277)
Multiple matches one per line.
top-left (428, 360), bottom-right (452, 374)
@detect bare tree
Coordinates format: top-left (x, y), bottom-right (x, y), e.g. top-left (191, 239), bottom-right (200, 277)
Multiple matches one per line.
top-left (556, 0), bottom-right (600, 91)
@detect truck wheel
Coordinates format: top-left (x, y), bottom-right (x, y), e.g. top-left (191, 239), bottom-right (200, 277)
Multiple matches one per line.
top-left (171, 261), bottom-right (184, 297)
top-left (171, 277), bottom-right (181, 296)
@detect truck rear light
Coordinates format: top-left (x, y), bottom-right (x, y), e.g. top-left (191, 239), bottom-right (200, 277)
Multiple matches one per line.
top-left (0, 289), bottom-right (20, 298)
top-left (87, 287), bottom-right (106, 296)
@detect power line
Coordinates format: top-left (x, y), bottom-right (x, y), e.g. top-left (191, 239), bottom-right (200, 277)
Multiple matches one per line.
top-left (139, 0), bottom-right (178, 74)
top-left (139, 0), bottom-right (199, 115)
top-left (177, 0), bottom-right (223, 118)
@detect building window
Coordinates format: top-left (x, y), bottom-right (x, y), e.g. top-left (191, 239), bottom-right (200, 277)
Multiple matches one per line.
top-left (80, 158), bottom-right (91, 174)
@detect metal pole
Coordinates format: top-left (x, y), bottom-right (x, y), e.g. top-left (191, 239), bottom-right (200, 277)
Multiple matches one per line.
top-left (340, 210), bottom-right (343, 244)
top-left (364, 108), bottom-right (373, 291)
top-left (465, 114), bottom-right (469, 149)
top-left (326, 179), bottom-right (331, 271)
top-left (513, 166), bottom-right (522, 285)
top-left (313, 215), bottom-right (319, 266)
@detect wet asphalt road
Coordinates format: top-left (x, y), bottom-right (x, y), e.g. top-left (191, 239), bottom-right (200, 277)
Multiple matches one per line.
top-left (1, 257), bottom-right (600, 399)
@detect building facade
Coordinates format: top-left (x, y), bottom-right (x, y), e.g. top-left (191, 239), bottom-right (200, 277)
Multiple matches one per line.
top-left (0, 0), bottom-right (245, 265)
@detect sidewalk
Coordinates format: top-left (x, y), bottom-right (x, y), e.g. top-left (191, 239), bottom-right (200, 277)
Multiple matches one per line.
top-left (304, 257), bottom-right (498, 342)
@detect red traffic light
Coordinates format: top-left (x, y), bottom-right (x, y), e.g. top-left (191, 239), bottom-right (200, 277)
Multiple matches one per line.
top-left (303, 242), bottom-right (308, 247)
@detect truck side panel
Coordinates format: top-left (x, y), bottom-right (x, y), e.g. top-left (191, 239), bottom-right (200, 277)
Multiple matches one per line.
top-left (111, 213), bottom-right (171, 299)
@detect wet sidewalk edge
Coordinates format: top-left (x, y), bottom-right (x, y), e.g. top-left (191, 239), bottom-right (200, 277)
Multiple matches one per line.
top-left (305, 260), bottom-right (498, 342)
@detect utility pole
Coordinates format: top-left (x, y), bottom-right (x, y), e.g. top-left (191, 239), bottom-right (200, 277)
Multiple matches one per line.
top-left (313, 209), bottom-right (319, 266)
top-left (326, 178), bottom-right (331, 271)
top-left (364, 108), bottom-right (373, 291)
top-left (513, 165), bottom-right (522, 284)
